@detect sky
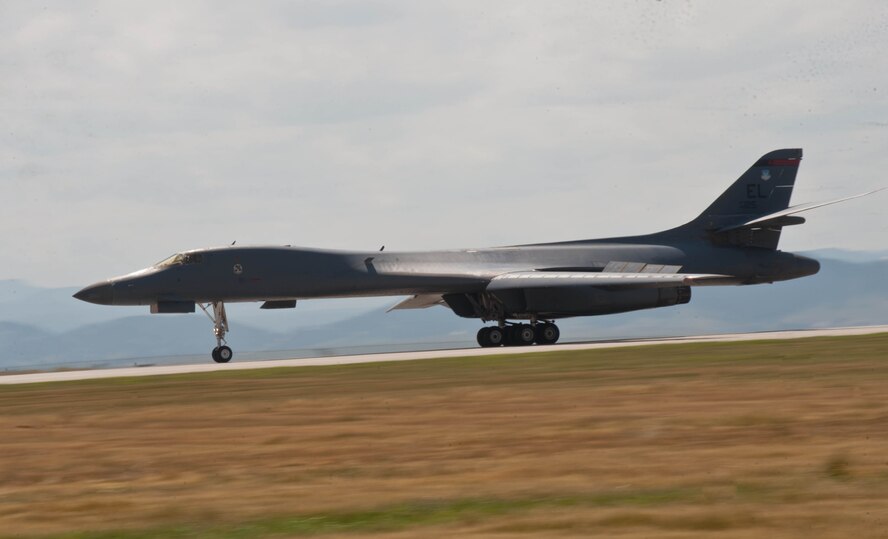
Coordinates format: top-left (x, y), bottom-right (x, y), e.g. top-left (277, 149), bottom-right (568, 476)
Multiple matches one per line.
top-left (2, 1), bottom-right (887, 287)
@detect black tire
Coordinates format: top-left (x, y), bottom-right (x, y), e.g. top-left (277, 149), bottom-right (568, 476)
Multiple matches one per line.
top-left (516, 324), bottom-right (536, 345)
top-left (477, 327), bottom-right (492, 347)
top-left (504, 326), bottom-right (517, 346)
top-left (487, 327), bottom-right (505, 346)
top-left (211, 347), bottom-right (221, 362)
top-left (214, 345), bottom-right (233, 363)
top-left (535, 323), bottom-right (560, 345)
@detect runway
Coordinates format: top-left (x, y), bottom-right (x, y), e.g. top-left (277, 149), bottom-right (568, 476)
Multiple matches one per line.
top-left (2, 325), bottom-right (886, 385)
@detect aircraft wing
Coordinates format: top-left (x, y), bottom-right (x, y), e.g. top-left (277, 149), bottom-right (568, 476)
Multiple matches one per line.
top-left (388, 271), bottom-right (730, 312)
top-left (387, 294), bottom-right (446, 311)
top-left (717, 188), bottom-right (885, 232)
top-left (487, 271), bottom-right (733, 290)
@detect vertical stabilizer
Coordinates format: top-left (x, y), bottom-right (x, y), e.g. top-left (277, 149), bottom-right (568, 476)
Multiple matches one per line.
top-left (688, 148), bottom-right (803, 249)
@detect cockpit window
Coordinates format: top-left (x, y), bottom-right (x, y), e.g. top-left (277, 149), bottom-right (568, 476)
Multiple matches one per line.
top-left (154, 252), bottom-right (204, 268)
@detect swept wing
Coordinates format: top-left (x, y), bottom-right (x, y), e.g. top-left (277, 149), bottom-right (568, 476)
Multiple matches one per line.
top-left (487, 271), bottom-right (734, 290)
top-left (717, 188), bottom-right (885, 233)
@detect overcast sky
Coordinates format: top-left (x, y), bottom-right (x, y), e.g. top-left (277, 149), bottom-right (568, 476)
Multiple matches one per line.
top-left (3, 1), bottom-right (887, 286)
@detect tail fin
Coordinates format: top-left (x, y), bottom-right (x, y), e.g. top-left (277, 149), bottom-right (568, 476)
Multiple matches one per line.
top-left (689, 148), bottom-right (803, 249)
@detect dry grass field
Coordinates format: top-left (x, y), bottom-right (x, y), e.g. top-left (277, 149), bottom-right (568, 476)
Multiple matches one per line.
top-left (1, 334), bottom-right (887, 538)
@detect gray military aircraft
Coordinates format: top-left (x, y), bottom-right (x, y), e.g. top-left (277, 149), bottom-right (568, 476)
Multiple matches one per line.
top-left (74, 148), bottom-right (877, 363)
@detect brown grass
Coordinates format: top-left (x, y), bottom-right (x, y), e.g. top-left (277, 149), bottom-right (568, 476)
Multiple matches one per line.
top-left (1, 334), bottom-right (888, 538)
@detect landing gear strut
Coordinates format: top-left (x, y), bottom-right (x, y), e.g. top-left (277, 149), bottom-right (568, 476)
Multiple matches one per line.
top-left (199, 301), bottom-right (233, 363)
top-left (476, 321), bottom-right (560, 348)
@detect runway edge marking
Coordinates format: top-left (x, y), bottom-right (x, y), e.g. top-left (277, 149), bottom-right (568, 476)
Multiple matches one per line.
top-left (1, 326), bottom-right (887, 386)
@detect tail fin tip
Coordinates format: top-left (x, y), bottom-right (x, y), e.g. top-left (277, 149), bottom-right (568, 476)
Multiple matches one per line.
top-left (753, 148), bottom-right (803, 167)
top-left (699, 147), bottom-right (804, 221)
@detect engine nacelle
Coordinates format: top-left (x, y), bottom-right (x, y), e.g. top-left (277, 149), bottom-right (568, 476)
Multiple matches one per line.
top-left (443, 286), bottom-right (691, 320)
top-left (517, 285), bottom-right (690, 317)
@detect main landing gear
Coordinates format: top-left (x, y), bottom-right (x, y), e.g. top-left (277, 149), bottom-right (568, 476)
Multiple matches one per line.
top-left (199, 301), bottom-right (233, 363)
top-left (476, 322), bottom-right (560, 348)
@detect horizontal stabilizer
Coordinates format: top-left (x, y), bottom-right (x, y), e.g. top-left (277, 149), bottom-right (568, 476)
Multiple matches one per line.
top-left (717, 188), bottom-right (885, 233)
top-left (487, 271), bottom-right (733, 290)
top-left (387, 294), bottom-right (446, 312)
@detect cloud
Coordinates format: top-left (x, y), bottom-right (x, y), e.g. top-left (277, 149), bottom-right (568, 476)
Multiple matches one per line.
top-left (1, 1), bottom-right (887, 285)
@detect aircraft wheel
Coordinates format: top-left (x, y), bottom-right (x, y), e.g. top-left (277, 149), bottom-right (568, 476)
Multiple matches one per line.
top-left (515, 324), bottom-right (536, 346)
top-left (503, 326), bottom-right (516, 346)
top-left (487, 326), bottom-right (505, 347)
top-left (212, 346), bottom-right (233, 363)
top-left (535, 323), bottom-right (560, 345)
top-left (477, 327), bottom-right (493, 347)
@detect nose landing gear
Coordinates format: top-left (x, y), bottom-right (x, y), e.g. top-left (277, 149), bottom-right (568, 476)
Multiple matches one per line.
top-left (199, 301), bottom-right (233, 363)
top-left (476, 321), bottom-right (560, 348)
top-left (212, 345), bottom-right (233, 363)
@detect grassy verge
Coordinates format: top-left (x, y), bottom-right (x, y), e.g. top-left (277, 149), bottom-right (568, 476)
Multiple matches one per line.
top-left (1, 333), bottom-right (887, 538)
top-left (19, 488), bottom-right (703, 539)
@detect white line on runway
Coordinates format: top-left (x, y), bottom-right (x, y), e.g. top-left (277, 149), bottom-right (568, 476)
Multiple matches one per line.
top-left (2, 325), bottom-right (886, 385)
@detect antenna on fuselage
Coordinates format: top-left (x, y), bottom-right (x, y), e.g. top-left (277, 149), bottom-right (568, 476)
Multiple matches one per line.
top-left (231, 240), bottom-right (236, 246)
top-left (379, 245), bottom-right (385, 251)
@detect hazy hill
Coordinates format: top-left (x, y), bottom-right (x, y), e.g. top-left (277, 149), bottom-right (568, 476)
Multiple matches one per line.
top-left (1, 251), bottom-right (886, 370)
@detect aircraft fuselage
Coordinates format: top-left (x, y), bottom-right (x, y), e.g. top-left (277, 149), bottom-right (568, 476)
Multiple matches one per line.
top-left (75, 240), bottom-right (819, 307)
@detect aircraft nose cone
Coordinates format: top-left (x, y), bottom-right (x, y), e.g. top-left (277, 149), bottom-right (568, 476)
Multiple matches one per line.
top-left (73, 281), bottom-right (115, 305)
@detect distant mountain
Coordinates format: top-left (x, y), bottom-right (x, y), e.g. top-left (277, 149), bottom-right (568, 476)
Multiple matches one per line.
top-left (0, 322), bottom-right (56, 364)
top-left (1, 253), bottom-right (886, 371)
